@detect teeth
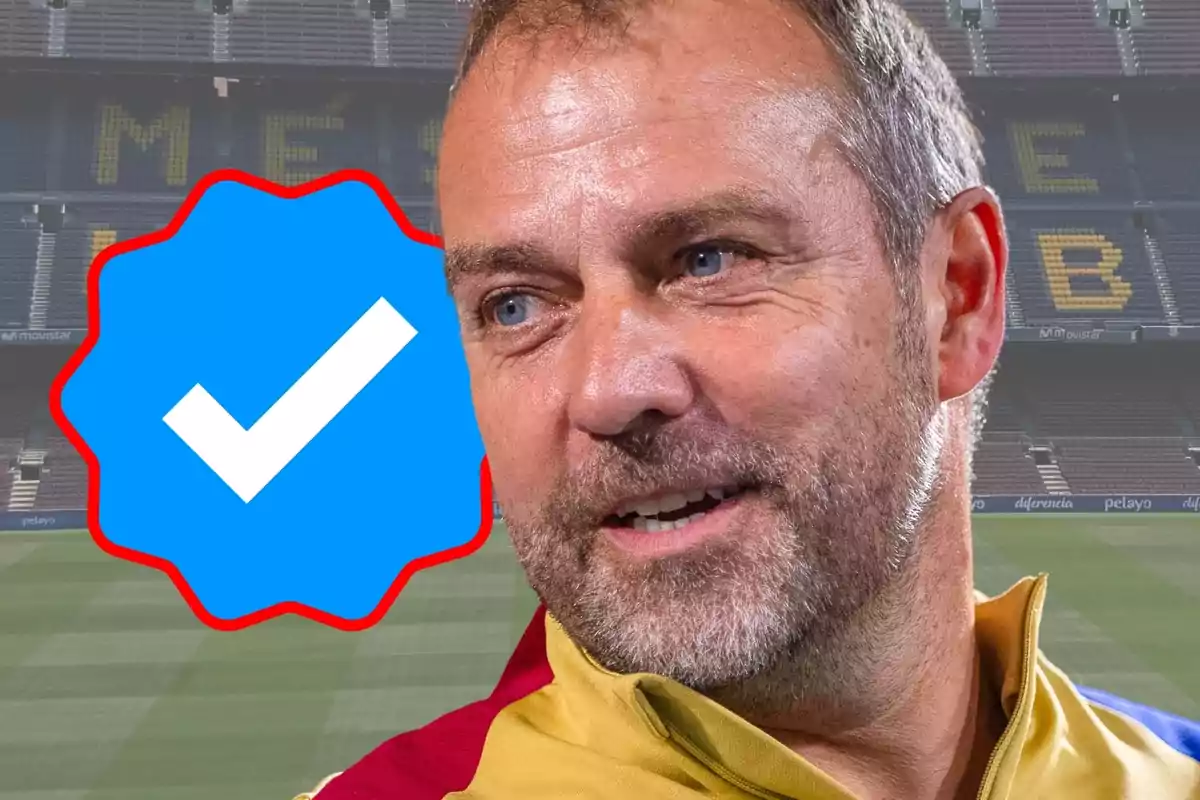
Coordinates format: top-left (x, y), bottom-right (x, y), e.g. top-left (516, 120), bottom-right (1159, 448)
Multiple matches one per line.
top-left (660, 494), bottom-right (688, 513)
top-left (616, 486), bottom-right (740, 524)
top-left (632, 492), bottom-right (688, 517)
top-left (635, 501), bottom-right (660, 517)
top-left (629, 508), bottom-right (712, 533)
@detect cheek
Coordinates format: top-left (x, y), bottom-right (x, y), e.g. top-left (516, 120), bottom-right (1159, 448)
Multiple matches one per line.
top-left (729, 333), bottom-right (849, 432)
top-left (468, 354), bottom-right (566, 505)
top-left (693, 300), bottom-right (877, 426)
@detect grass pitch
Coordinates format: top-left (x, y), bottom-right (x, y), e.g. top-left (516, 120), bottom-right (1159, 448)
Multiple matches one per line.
top-left (0, 515), bottom-right (1196, 798)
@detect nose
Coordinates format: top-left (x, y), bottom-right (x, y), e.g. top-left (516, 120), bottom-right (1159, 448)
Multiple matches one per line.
top-left (566, 293), bottom-right (694, 438)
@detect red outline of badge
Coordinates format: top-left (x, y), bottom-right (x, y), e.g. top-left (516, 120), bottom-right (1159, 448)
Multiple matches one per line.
top-left (46, 168), bottom-right (495, 632)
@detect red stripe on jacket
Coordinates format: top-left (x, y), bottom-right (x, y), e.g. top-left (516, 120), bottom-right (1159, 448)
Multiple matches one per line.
top-left (316, 607), bottom-right (554, 799)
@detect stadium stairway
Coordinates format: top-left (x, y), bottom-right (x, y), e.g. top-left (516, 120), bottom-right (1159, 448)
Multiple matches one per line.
top-left (1029, 444), bottom-right (1073, 494)
top-left (1159, 213), bottom-right (1200, 325)
top-left (5, 447), bottom-right (44, 511)
top-left (1141, 227), bottom-right (1182, 326)
top-left (27, 226), bottom-right (57, 330)
top-left (0, 437), bottom-right (21, 509)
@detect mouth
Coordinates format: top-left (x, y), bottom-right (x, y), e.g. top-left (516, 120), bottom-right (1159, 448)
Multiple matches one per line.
top-left (601, 485), bottom-right (749, 532)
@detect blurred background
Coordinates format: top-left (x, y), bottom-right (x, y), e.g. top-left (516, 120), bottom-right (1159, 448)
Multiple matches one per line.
top-left (0, 0), bottom-right (1198, 796)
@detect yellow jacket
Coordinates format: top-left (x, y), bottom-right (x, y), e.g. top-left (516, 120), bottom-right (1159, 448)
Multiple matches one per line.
top-left (299, 576), bottom-right (1200, 799)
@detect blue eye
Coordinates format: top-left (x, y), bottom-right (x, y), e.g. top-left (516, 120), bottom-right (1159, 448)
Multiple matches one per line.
top-left (683, 245), bottom-right (735, 278)
top-left (491, 293), bottom-right (533, 326)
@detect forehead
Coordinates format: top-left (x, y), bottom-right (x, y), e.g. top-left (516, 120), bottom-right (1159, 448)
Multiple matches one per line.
top-left (438, 0), bottom-right (848, 245)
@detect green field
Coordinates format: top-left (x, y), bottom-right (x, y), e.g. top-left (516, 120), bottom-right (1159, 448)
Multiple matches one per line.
top-left (0, 516), bottom-right (1197, 799)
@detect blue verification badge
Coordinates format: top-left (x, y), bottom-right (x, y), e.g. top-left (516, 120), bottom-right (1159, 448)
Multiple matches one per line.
top-left (52, 170), bottom-right (492, 630)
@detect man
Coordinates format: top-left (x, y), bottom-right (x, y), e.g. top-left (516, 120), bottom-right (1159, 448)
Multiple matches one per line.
top-left (300, 0), bottom-right (1200, 797)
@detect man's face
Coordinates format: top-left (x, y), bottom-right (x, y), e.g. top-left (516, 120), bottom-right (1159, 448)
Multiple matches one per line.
top-left (438, 0), bottom-right (944, 691)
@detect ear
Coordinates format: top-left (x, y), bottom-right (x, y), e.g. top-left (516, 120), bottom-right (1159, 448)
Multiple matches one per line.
top-left (926, 186), bottom-right (1007, 404)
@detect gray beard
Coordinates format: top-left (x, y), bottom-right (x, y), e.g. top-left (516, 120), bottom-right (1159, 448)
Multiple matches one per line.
top-left (503, 336), bottom-right (943, 722)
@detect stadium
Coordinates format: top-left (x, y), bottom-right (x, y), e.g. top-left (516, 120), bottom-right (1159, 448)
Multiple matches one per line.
top-left (0, 0), bottom-right (1198, 796)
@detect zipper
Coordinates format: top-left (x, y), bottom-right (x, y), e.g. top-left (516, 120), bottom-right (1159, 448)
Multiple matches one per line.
top-left (974, 578), bottom-right (1046, 800)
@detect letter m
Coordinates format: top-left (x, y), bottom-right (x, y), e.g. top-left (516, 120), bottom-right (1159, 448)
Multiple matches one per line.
top-left (93, 105), bottom-right (190, 187)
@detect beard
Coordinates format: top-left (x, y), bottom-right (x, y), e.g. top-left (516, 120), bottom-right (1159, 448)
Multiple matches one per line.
top-left (501, 318), bottom-right (944, 720)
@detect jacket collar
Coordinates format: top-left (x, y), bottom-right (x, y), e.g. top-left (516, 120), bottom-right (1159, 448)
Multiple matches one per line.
top-left (544, 575), bottom-right (1051, 800)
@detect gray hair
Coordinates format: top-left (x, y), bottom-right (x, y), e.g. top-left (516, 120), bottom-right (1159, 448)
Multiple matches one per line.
top-left (451, 0), bottom-right (985, 276)
top-left (450, 0), bottom-right (995, 450)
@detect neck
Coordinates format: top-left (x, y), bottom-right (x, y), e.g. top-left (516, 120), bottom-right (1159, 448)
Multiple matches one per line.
top-left (718, 433), bottom-right (1006, 800)
top-left (765, 575), bottom-right (1004, 800)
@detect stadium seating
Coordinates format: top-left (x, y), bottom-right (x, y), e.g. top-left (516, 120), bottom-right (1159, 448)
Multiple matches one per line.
top-left (4, 0), bottom-right (1200, 77)
top-left (47, 204), bottom-right (174, 330)
top-left (388, 0), bottom-right (473, 70)
top-left (0, 390), bottom-right (36, 441)
top-left (225, 90), bottom-right (385, 187)
top-left (1007, 347), bottom-right (1191, 438)
top-left (1055, 437), bottom-right (1200, 493)
top-left (0, 0), bottom-right (48, 57)
top-left (63, 0), bottom-right (212, 62)
top-left (0, 388), bottom-right (40, 510)
top-left (0, 205), bottom-right (37, 330)
top-left (0, 453), bottom-right (13, 507)
top-left (981, 375), bottom-right (1027, 434)
top-left (4, 0), bottom-right (474, 70)
top-left (33, 200), bottom-right (438, 328)
top-left (1, 15), bottom-right (1199, 508)
top-left (1122, 89), bottom-right (1200, 203)
top-left (0, 92), bottom-right (51, 193)
top-left (1130, 0), bottom-right (1200, 75)
top-left (31, 436), bottom-right (88, 511)
top-left (897, 0), bottom-right (975, 76)
top-left (1179, 375), bottom-right (1200, 432)
top-left (58, 82), bottom-right (221, 194)
top-left (231, 0), bottom-right (372, 67)
top-left (1157, 213), bottom-right (1200, 324)
top-left (1029, 380), bottom-right (1185, 438)
top-left (1004, 211), bottom-right (1166, 327)
top-left (0, 439), bottom-right (19, 508)
top-left (982, 0), bottom-right (1123, 76)
top-left (972, 439), bottom-right (1047, 494)
top-left (976, 90), bottom-right (1132, 205)
top-left (969, 349), bottom-right (1200, 495)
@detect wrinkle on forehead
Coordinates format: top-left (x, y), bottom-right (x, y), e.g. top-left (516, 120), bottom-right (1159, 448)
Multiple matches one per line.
top-left (438, 0), bottom-right (853, 247)
top-left (535, 69), bottom-right (639, 144)
top-left (446, 0), bottom-right (845, 153)
top-left (443, 77), bottom-right (842, 242)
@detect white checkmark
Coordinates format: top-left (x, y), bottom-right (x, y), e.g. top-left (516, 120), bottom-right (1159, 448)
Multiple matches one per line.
top-left (163, 298), bottom-right (417, 503)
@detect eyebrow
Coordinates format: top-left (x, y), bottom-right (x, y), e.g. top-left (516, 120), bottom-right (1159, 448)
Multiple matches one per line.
top-left (443, 187), bottom-right (800, 290)
top-left (444, 241), bottom-right (560, 292)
